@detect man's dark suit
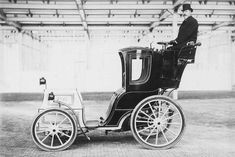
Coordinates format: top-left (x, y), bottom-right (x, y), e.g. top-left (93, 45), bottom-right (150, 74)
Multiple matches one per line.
top-left (163, 16), bottom-right (198, 78)
top-left (174, 16), bottom-right (198, 49)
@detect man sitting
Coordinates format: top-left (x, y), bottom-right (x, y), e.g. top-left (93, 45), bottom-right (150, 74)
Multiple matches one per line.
top-left (169, 3), bottom-right (199, 50)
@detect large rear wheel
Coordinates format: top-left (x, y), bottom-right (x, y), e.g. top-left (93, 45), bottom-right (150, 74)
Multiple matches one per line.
top-left (130, 95), bottom-right (185, 149)
top-left (31, 108), bottom-right (77, 151)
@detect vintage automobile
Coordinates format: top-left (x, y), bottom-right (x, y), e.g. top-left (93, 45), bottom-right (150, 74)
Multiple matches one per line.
top-left (31, 41), bottom-right (201, 151)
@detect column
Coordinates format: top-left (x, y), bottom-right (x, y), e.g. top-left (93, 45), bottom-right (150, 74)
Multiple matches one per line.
top-left (230, 31), bottom-right (235, 90)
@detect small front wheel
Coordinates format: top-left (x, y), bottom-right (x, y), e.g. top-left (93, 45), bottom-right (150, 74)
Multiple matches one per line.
top-left (31, 108), bottom-right (77, 151)
top-left (130, 95), bottom-right (185, 149)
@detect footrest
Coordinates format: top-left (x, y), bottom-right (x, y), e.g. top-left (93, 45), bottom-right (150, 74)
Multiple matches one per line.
top-left (85, 120), bottom-right (100, 128)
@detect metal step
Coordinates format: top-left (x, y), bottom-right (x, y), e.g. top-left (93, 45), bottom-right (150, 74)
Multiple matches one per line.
top-left (85, 120), bottom-right (100, 128)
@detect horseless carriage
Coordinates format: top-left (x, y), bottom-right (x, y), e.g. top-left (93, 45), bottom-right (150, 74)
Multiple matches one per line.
top-left (31, 41), bottom-right (201, 151)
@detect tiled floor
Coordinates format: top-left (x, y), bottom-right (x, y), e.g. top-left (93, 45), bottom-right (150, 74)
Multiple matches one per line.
top-left (0, 98), bottom-right (235, 157)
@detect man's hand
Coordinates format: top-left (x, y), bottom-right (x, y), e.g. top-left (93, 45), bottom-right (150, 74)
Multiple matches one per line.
top-left (169, 40), bottom-right (177, 45)
top-left (187, 41), bottom-right (195, 46)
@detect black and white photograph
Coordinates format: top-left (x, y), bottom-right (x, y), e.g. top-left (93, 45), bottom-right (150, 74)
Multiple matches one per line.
top-left (0, 0), bottom-right (235, 156)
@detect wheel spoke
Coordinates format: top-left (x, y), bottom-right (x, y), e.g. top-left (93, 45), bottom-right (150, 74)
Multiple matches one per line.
top-left (160, 126), bottom-right (168, 143)
top-left (139, 110), bottom-right (154, 120)
top-left (58, 126), bottom-right (73, 130)
top-left (137, 125), bottom-right (154, 133)
top-left (37, 125), bottom-right (50, 129)
top-left (162, 113), bottom-right (180, 121)
top-left (56, 133), bottom-right (64, 145)
top-left (137, 115), bottom-right (149, 120)
top-left (136, 120), bottom-right (150, 123)
top-left (165, 122), bottom-right (181, 125)
top-left (158, 100), bottom-right (161, 118)
top-left (55, 112), bottom-right (57, 125)
top-left (58, 131), bottom-right (71, 138)
top-left (41, 133), bottom-right (51, 143)
top-left (155, 129), bottom-right (159, 145)
top-left (57, 117), bottom-right (67, 127)
top-left (36, 129), bottom-right (48, 134)
top-left (49, 120), bottom-right (53, 126)
top-left (51, 134), bottom-right (54, 147)
top-left (136, 124), bottom-right (149, 127)
top-left (161, 105), bottom-right (171, 119)
top-left (148, 103), bottom-right (157, 119)
top-left (145, 127), bottom-right (156, 142)
top-left (164, 127), bottom-right (177, 136)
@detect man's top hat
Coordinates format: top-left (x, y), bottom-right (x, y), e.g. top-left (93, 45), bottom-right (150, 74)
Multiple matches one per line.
top-left (182, 4), bottom-right (193, 12)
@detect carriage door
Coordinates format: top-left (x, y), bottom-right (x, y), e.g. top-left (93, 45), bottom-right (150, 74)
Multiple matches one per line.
top-left (129, 50), bottom-right (152, 86)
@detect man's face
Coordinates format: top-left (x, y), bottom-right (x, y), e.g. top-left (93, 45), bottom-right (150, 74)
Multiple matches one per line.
top-left (182, 10), bottom-right (191, 18)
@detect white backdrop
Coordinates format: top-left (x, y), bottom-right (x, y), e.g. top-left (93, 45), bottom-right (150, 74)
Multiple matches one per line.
top-left (0, 29), bottom-right (234, 92)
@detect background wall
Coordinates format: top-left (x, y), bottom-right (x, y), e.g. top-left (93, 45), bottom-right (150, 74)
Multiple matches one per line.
top-left (0, 28), bottom-right (234, 92)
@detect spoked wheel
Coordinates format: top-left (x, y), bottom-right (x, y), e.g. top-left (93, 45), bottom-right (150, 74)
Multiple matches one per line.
top-left (31, 108), bottom-right (77, 151)
top-left (130, 95), bottom-right (185, 149)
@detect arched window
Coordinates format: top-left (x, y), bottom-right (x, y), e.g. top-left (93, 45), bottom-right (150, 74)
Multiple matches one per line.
top-left (129, 50), bottom-right (152, 85)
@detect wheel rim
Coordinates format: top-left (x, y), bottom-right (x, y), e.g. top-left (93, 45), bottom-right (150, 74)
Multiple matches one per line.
top-left (33, 110), bottom-right (75, 150)
top-left (133, 98), bottom-right (184, 148)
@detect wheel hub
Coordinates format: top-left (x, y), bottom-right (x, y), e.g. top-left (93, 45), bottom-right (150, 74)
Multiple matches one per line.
top-left (50, 125), bottom-right (59, 134)
top-left (153, 118), bottom-right (165, 127)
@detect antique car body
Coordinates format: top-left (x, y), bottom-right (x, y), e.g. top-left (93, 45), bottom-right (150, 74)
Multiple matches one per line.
top-left (31, 42), bottom-right (200, 151)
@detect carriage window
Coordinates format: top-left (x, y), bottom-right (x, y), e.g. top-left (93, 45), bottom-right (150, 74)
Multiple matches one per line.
top-left (132, 59), bottom-right (142, 81)
top-left (129, 53), bottom-right (152, 85)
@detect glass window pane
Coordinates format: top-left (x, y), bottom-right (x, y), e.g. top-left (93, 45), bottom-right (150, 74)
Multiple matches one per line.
top-left (132, 58), bottom-right (142, 81)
